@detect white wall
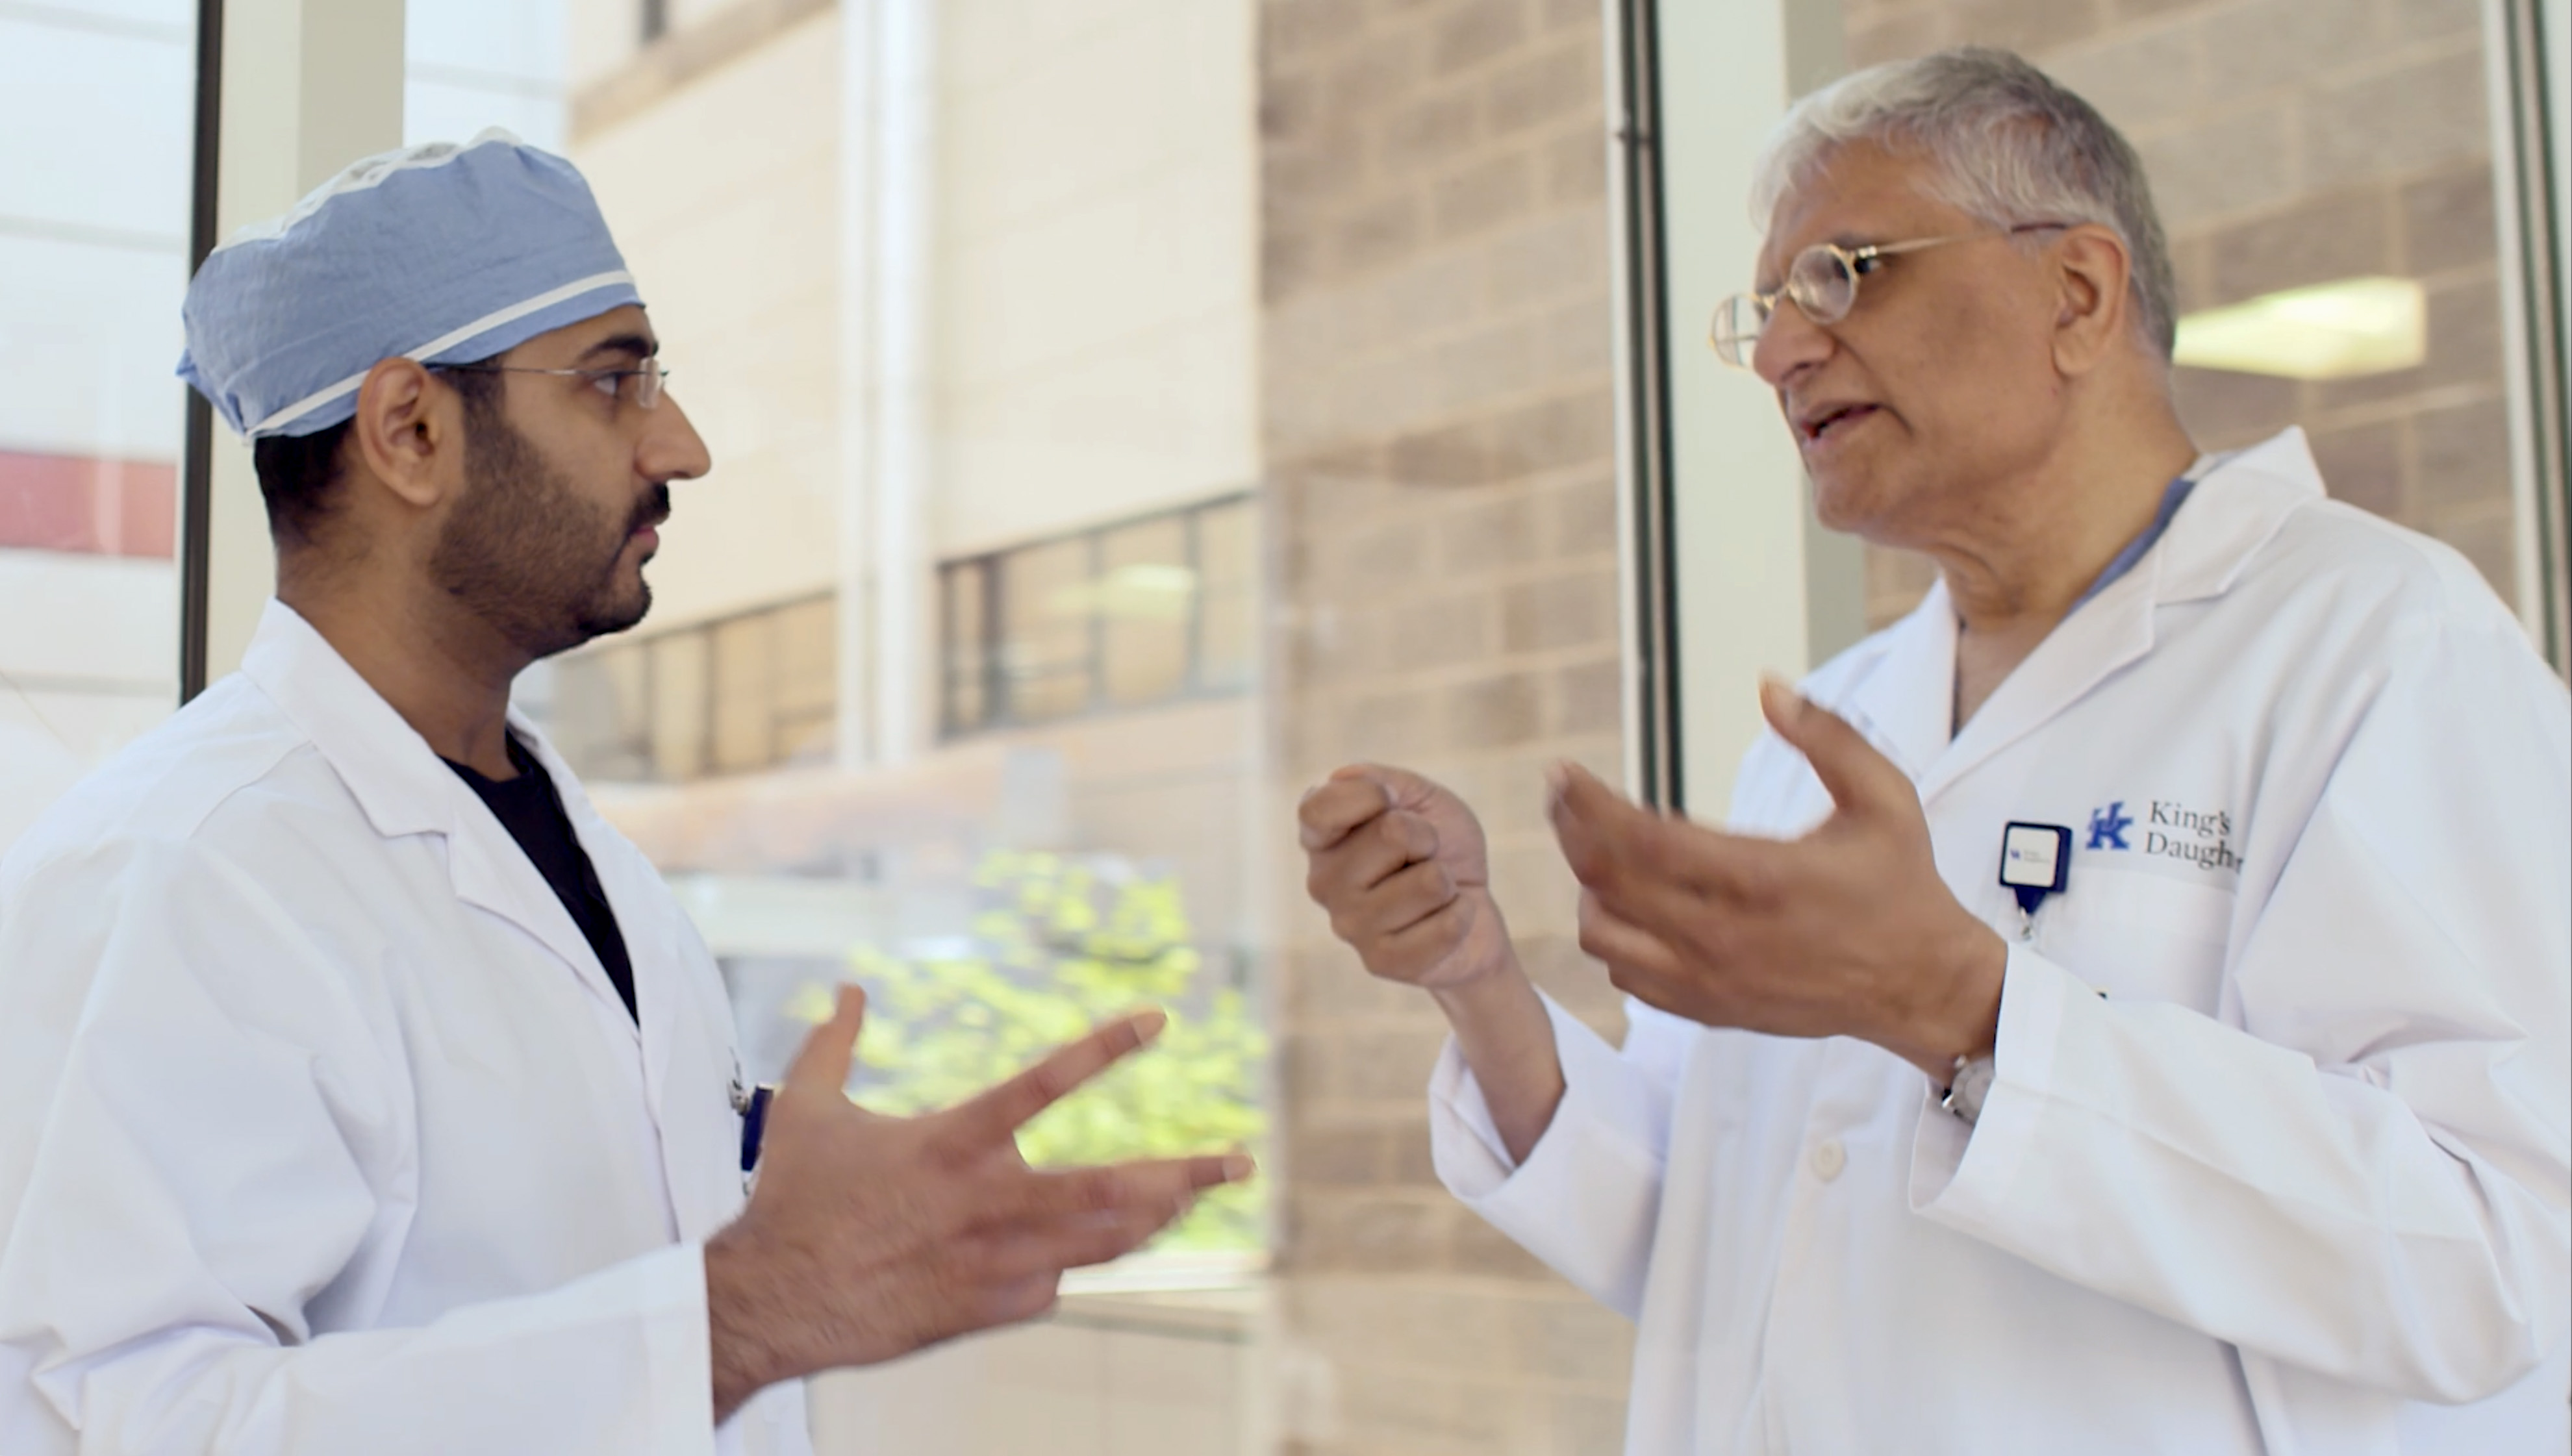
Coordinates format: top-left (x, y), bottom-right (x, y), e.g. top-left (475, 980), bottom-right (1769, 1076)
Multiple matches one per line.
top-left (406, 0), bottom-right (569, 151)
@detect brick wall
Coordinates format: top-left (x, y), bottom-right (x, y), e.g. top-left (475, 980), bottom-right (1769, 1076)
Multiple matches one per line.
top-left (1844, 0), bottom-right (2520, 628)
top-left (1257, 0), bottom-right (1635, 1450)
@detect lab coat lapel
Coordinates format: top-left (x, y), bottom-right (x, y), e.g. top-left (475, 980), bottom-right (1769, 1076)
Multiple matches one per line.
top-left (516, 722), bottom-right (683, 1116)
top-left (1834, 582), bottom-right (1958, 786)
top-left (512, 720), bottom-right (735, 1238)
top-left (238, 602), bottom-right (639, 1037)
top-left (1911, 429), bottom-right (2326, 804)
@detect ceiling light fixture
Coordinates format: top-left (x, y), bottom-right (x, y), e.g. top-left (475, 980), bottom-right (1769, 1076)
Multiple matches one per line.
top-left (2171, 275), bottom-right (2427, 380)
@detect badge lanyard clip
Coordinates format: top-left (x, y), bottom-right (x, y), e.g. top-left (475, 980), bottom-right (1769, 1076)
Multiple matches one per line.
top-left (732, 1059), bottom-right (776, 1177)
top-left (1997, 822), bottom-right (2073, 940)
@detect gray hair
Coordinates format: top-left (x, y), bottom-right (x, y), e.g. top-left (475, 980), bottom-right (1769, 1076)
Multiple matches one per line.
top-left (1750, 46), bottom-right (2178, 358)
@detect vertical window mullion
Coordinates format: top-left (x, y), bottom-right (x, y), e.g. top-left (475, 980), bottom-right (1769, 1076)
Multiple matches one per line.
top-left (1184, 503), bottom-right (1205, 694)
top-left (1086, 529), bottom-right (1106, 713)
top-left (987, 552), bottom-right (1009, 726)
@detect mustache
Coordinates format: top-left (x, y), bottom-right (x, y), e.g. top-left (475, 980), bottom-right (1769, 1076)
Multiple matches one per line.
top-left (628, 483), bottom-right (672, 535)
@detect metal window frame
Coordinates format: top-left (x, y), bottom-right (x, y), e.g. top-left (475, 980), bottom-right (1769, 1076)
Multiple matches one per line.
top-left (935, 492), bottom-right (1255, 740)
top-left (560, 589), bottom-right (839, 783)
top-left (1608, 0), bottom-right (1683, 814)
top-left (175, 0), bottom-right (409, 699)
top-left (2487, 0), bottom-right (2569, 673)
top-left (178, 0), bottom-right (224, 702)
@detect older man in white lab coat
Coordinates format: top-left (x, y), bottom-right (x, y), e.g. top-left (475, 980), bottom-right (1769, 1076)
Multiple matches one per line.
top-left (1300, 47), bottom-right (2568, 1454)
top-left (0, 134), bottom-right (1248, 1455)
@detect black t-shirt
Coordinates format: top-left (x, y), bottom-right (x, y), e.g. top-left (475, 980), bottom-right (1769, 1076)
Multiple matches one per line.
top-left (443, 734), bottom-right (638, 1022)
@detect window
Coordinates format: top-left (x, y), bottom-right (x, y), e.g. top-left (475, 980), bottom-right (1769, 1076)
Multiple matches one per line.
top-left (0, 1), bottom-right (197, 856)
top-left (548, 592), bottom-right (836, 782)
top-left (940, 494), bottom-right (1257, 735)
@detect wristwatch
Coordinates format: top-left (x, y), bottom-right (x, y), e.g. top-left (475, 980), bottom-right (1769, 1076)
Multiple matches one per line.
top-left (1941, 1053), bottom-right (1996, 1126)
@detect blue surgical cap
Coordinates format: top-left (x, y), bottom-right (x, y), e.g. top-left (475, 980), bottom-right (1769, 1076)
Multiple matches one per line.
top-left (179, 130), bottom-right (644, 440)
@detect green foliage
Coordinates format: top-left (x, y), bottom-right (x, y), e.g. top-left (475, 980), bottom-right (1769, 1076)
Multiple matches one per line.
top-left (788, 849), bottom-right (1268, 1252)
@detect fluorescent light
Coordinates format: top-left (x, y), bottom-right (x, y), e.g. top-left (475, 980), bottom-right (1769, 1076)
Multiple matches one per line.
top-left (1045, 563), bottom-right (1199, 620)
top-left (2172, 276), bottom-right (2426, 379)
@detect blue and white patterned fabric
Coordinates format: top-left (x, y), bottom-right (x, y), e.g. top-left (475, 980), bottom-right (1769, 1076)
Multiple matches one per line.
top-left (178, 130), bottom-right (642, 440)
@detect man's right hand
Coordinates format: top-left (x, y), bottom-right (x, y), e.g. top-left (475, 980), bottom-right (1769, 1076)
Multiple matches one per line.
top-left (1298, 763), bottom-right (1566, 1164)
top-left (703, 987), bottom-right (1252, 1418)
top-left (1298, 764), bottom-right (1512, 989)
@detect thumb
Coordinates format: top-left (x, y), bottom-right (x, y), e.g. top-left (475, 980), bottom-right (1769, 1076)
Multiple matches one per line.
top-left (1347, 762), bottom-right (1444, 816)
top-left (1759, 679), bottom-right (1916, 821)
top-left (783, 983), bottom-right (866, 1101)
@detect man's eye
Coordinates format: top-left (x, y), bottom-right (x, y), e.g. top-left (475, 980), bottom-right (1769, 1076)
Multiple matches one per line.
top-left (1850, 255), bottom-right (1886, 275)
top-left (590, 373), bottom-right (621, 398)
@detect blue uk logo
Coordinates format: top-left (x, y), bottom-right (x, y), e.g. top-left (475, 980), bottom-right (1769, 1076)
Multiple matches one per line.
top-left (2087, 801), bottom-right (2134, 851)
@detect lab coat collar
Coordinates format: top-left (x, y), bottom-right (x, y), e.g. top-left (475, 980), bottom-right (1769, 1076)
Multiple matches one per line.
top-left (1841, 427), bottom-right (2324, 805)
top-left (238, 601), bottom-right (640, 1037)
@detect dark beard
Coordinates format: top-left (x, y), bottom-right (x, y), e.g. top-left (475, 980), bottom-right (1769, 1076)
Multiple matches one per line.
top-left (427, 410), bottom-right (670, 661)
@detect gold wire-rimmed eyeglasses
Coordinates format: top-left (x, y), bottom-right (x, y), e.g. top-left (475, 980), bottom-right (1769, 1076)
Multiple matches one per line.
top-left (1710, 223), bottom-right (2071, 368)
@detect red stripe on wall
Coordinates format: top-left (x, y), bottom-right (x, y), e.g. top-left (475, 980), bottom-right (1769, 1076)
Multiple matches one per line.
top-left (0, 449), bottom-right (177, 559)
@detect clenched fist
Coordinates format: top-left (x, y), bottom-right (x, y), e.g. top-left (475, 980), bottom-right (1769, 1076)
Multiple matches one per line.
top-left (1298, 764), bottom-right (1511, 990)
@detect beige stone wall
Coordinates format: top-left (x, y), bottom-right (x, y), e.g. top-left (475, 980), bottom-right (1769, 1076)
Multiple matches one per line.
top-left (1257, 0), bottom-right (1635, 1450)
top-left (1844, 0), bottom-right (2520, 628)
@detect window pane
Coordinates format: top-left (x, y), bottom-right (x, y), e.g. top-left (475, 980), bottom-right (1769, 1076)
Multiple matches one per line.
top-left (708, 612), bottom-right (770, 775)
top-left (0, 3), bottom-right (194, 857)
top-left (410, 0), bottom-right (1278, 1433)
top-left (998, 537), bottom-right (1094, 723)
top-left (1195, 498), bottom-right (1256, 692)
top-left (646, 630), bottom-right (706, 780)
top-left (942, 561), bottom-right (988, 731)
top-left (551, 642), bottom-right (652, 781)
top-left (770, 596), bottom-right (835, 765)
top-left (1851, 10), bottom-right (2547, 632)
top-left (1099, 514), bottom-right (1191, 705)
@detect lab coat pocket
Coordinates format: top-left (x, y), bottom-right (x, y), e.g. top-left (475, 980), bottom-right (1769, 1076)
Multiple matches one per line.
top-left (2041, 867), bottom-right (2236, 1012)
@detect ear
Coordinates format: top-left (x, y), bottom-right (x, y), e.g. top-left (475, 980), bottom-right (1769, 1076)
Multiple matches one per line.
top-left (344, 358), bottom-right (462, 511)
top-left (2047, 225), bottom-right (2132, 378)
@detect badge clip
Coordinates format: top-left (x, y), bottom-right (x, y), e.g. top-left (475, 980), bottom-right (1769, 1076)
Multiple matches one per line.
top-left (1997, 822), bottom-right (2073, 931)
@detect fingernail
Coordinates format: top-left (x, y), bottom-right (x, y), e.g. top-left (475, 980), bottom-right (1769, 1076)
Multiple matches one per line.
top-left (1130, 1009), bottom-right (1169, 1041)
top-left (1222, 1153), bottom-right (1256, 1181)
top-left (1759, 677), bottom-right (1802, 725)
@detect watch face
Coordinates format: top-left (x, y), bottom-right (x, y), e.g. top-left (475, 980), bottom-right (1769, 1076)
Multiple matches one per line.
top-left (1946, 1057), bottom-right (1997, 1124)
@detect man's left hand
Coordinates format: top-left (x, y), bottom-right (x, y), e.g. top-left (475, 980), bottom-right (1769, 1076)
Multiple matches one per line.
top-left (1548, 680), bottom-right (2006, 1079)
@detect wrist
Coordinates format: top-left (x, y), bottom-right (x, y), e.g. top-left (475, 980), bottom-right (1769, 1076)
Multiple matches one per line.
top-left (705, 1222), bottom-right (803, 1420)
top-left (1426, 927), bottom-right (1528, 1020)
top-left (1892, 920), bottom-right (2006, 1081)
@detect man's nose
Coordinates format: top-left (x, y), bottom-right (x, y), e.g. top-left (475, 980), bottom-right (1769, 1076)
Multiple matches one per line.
top-left (642, 393), bottom-right (712, 484)
top-left (1751, 297), bottom-right (1832, 388)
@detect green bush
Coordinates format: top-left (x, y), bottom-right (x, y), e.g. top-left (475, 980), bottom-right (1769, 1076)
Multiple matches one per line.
top-left (786, 849), bottom-right (1268, 1252)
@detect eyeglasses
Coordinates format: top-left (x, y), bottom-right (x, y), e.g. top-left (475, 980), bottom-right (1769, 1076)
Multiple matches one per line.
top-left (1709, 223), bottom-right (2069, 368)
top-left (432, 360), bottom-right (669, 410)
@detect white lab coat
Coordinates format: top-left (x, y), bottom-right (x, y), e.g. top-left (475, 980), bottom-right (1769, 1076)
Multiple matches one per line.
top-left (1431, 429), bottom-right (2571, 1454)
top-left (0, 602), bottom-right (811, 1455)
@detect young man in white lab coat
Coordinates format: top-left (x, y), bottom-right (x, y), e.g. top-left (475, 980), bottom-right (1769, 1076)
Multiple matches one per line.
top-left (1301, 47), bottom-right (2568, 1453)
top-left (0, 134), bottom-right (1248, 1455)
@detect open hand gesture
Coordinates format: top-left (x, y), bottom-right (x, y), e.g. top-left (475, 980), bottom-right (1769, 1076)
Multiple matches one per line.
top-left (706, 987), bottom-right (1253, 1416)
